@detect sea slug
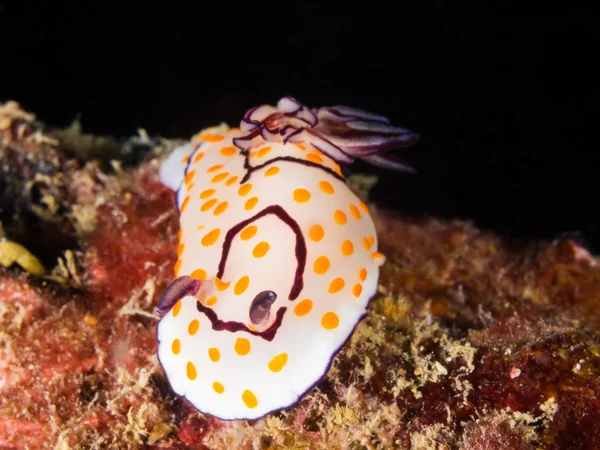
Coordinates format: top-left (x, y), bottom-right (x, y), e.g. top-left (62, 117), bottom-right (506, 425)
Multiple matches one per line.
top-left (155, 97), bottom-right (418, 420)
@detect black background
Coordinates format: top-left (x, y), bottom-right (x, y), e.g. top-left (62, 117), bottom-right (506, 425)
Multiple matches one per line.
top-left (1, 3), bottom-right (597, 251)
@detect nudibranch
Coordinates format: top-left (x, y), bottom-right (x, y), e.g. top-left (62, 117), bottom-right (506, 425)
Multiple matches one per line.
top-left (156, 97), bottom-right (418, 420)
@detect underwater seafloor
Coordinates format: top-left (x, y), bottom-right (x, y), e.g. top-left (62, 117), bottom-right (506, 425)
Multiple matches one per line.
top-left (1, 101), bottom-right (599, 450)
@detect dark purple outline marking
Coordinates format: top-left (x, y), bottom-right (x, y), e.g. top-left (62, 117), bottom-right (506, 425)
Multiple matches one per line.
top-left (163, 205), bottom-right (308, 341)
top-left (196, 301), bottom-right (287, 342)
top-left (239, 154), bottom-right (345, 184)
top-left (173, 142), bottom-right (205, 211)
top-left (216, 204), bottom-right (306, 301)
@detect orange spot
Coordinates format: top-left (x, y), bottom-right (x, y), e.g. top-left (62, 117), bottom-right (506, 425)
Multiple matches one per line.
top-left (188, 319), bottom-right (200, 335)
top-left (213, 382), bottom-right (225, 394)
top-left (211, 172), bottom-right (229, 183)
top-left (220, 146), bottom-right (236, 157)
top-left (295, 143), bottom-right (306, 150)
top-left (328, 278), bottom-right (345, 294)
top-left (257, 146), bottom-right (271, 158)
top-left (245, 197), bottom-right (258, 210)
top-left (359, 201), bottom-right (370, 214)
top-left (184, 170), bottom-right (196, 185)
top-left (359, 268), bottom-right (367, 281)
top-left (265, 166), bottom-right (280, 176)
top-left (293, 188), bottom-right (311, 203)
top-left (253, 242), bottom-right (270, 258)
top-left (238, 183), bottom-right (253, 196)
top-left (200, 188), bottom-right (215, 199)
top-left (174, 260), bottom-right (182, 276)
top-left (309, 224), bottom-right (324, 242)
top-left (306, 153), bottom-right (323, 164)
top-left (341, 240), bottom-right (354, 256)
top-left (362, 236), bottom-right (374, 250)
top-left (242, 390), bottom-right (258, 409)
top-left (268, 353), bottom-right (288, 372)
top-left (234, 276), bottom-right (250, 295)
top-left (235, 337), bottom-right (251, 355)
top-left (208, 347), bottom-right (220, 362)
top-left (226, 175), bottom-right (239, 185)
top-left (172, 300), bottom-right (182, 317)
top-left (250, 151), bottom-right (257, 158)
top-left (172, 339), bottom-right (180, 355)
top-left (201, 198), bottom-right (218, 212)
top-left (319, 180), bottom-right (334, 194)
top-left (333, 164), bottom-right (343, 176)
top-left (186, 362), bottom-right (197, 380)
top-left (187, 182), bottom-right (195, 191)
top-left (294, 299), bottom-right (313, 316)
top-left (197, 225), bottom-right (204, 231)
top-left (177, 243), bottom-right (185, 257)
top-left (83, 314), bottom-right (98, 326)
top-left (201, 228), bottom-right (221, 246)
top-left (207, 164), bottom-right (224, 173)
top-left (180, 196), bottom-right (191, 213)
top-left (321, 312), bottom-right (340, 330)
top-left (199, 133), bottom-right (224, 142)
top-left (214, 277), bottom-right (230, 291)
top-left (334, 210), bottom-right (347, 225)
top-left (313, 256), bottom-right (330, 275)
top-left (213, 201), bottom-right (229, 216)
top-left (352, 284), bottom-right (363, 298)
top-left (240, 225), bottom-right (257, 240)
top-left (349, 204), bottom-right (361, 220)
top-left (372, 252), bottom-right (384, 260)
top-left (181, 155), bottom-right (190, 164)
top-left (206, 296), bottom-right (217, 306)
top-left (191, 269), bottom-right (207, 280)
top-left (193, 152), bottom-right (205, 163)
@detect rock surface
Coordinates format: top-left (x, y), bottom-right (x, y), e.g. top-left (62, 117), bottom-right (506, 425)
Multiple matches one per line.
top-left (1, 101), bottom-right (599, 449)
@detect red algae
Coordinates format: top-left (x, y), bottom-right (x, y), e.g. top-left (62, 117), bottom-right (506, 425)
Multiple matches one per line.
top-left (1, 101), bottom-right (599, 448)
top-left (80, 163), bottom-right (178, 308)
top-left (177, 413), bottom-right (212, 448)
